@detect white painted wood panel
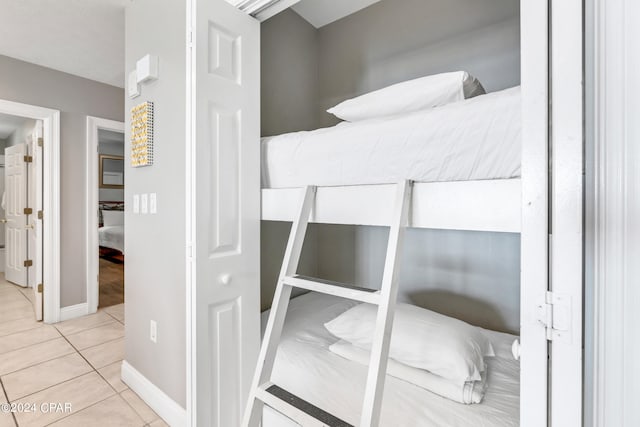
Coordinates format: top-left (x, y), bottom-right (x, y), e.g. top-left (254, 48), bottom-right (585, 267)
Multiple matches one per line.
top-left (4, 143), bottom-right (28, 287)
top-left (520, 0), bottom-right (550, 425)
top-left (262, 179), bottom-right (521, 232)
top-left (550, 0), bottom-right (584, 425)
top-left (189, 1), bottom-right (261, 426)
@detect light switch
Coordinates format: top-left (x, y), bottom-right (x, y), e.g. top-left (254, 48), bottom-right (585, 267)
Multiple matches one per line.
top-left (133, 194), bottom-right (140, 214)
top-left (141, 193), bottom-right (148, 214)
top-left (149, 193), bottom-right (157, 214)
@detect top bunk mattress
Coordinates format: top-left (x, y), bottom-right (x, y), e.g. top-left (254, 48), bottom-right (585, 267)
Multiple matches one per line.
top-left (261, 86), bottom-right (521, 189)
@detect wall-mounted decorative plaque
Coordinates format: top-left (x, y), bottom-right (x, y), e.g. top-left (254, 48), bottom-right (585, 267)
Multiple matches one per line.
top-left (130, 101), bottom-right (154, 167)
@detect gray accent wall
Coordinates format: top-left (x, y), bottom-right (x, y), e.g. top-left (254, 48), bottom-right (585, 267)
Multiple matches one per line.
top-left (316, 0), bottom-right (521, 127)
top-left (0, 54), bottom-right (124, 307)
top-left (124, 0), bottom-right (186, 408)
top-left (261, 9), bottom-right (319, 137)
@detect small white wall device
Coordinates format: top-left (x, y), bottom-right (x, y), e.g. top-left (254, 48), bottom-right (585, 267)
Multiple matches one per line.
top-left (136, 54), bottom-right (159, 83)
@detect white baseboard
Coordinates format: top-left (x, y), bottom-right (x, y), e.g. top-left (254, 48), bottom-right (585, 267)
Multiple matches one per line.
top-left (59, 303), bottom-right (89, 322)
top-left (121, 360), bottom-right (186, 427)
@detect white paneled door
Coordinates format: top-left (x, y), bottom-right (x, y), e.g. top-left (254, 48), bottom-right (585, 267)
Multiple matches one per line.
top-left (28, 121), bottom-right (44, 321)
top-left (4, 143), bottom-right (28, 287)
top-left (190, 1), bottom-right (261, 426)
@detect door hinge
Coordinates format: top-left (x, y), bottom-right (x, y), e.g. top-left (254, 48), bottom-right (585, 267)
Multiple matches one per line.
top-left (38, 137), bottom-right (43, 147)
top-left (38, 210), bottom-right (43, 220)
top-left (24, 259), bottom-right (33, 267)
top-left (24, 207), bottom-right (33, 215)
top-left (37, 283), bottom-right (43, 293)
top-left (24, 155), bottom-right (33, 163)
top-left (537, 291), bottom-right (572, 343)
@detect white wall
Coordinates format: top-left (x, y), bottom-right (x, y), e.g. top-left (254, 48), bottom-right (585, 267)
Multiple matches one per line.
top-left (0, 54), bottom-right (124, 307)
top-left (124, 0), bottom-right (186, 408)
top-left (6, 118), bottom-right (37, 147)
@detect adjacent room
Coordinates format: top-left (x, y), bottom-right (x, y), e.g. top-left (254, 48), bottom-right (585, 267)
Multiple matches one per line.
top-left (97, 128), bottom-right (125, 308)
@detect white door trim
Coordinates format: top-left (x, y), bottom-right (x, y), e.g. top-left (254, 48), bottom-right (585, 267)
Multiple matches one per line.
top-left (520, 1), bottom-right (550, 425)
top-left (86, 116), bottom-right (125, 314)
top-left (0, 99), bottom-right (60, 324)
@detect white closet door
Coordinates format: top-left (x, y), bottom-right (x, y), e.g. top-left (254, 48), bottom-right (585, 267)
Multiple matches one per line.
top-left (5, 143), bottom-right (28, 287)
top-left (190, 1), bottom-right (261, 426)
top-left (28, 121), bottom-right (43, 321)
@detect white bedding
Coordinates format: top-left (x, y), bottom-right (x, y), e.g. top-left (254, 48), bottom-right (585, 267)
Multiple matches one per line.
top-left (261, 87), bottom-right (521, 189)
top-left (262, 293), bottom-right (519, 427)
top-left (99, 225), bottom-right (124, 254)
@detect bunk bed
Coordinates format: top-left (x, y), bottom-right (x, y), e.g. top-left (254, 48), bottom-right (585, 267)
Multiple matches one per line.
top-left (256, 86), bottom-right (522, 426)
top-left (261, 86), bottom-right (522, 233)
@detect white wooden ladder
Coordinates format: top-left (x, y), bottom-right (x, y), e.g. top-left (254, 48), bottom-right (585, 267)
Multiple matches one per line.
top-left (242, 180), bottom-right (412, 427)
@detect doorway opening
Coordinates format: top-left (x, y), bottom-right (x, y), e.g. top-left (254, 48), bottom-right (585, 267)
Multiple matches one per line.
top-left (0, 100), bottom-right (60, 323)
top-left (86, 117), bottom-right (125, 312)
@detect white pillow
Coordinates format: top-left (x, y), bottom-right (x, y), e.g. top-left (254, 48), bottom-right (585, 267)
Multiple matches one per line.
top-left (327, 71), bottom-right (485, 122)
top-left (329, 340), bottom-right (487, 404)
top-left (102, 210), bottom-right (124, 227)
top-left (324, 303), bottom-right (494, 383)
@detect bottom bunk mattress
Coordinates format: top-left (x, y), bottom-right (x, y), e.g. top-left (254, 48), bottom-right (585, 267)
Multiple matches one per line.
top-left (262, 293), bottom-right (519, 427)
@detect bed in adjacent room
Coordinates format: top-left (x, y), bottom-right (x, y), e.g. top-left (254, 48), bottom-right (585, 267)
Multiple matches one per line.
top-left (99, 208), bottom-right (124, 255)
top-left (262, 293), bottom-right (519, 427)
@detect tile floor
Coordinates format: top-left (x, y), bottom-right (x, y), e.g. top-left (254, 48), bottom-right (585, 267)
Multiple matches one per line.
top-left (0, 277), bottom-right (167, 427)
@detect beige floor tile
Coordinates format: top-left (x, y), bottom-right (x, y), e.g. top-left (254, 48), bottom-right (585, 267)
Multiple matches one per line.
top-left (0, 302), bottom-right (34, 324)
top-left (80, 338), bottom-right (124, 369)
top-left (148, 418), bottom-right (169, 427)
top-left (65, 322), bottom-right (124, 350)
top-left (119, 390), bottom-right (158, 424)
top-left (0, 316), bottom-right (41, 338)
top-left (0, 325), bottom-right (60, 355)
top-left (1, 353), bottom-right (93, 401)
top-left (0, 411), bottom-right (16, 427)
top-left (13, 372), bottom-right (115, 427)
top-left (0, 338), bottom-right (75, 375)
top-left (47, 394), bottom-right (145, 427)
top-left (102, 304), bottom-right (125, 323)
top-left (0, 291), bottom-right (30, 306)
top-left (97, 362), bottom-right (128, 393)
top-left (55, 312), bottom-right (114, 336)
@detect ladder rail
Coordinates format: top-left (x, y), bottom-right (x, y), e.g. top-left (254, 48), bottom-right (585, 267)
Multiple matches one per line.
top-left (242, 186), bottom-right (317, 427)
top-left (243, 181), bottom-right (412, 427)
top-left (359, 180), bottom-right (412, 427)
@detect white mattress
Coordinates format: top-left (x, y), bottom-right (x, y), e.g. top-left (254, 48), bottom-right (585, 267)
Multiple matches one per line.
top-left (261, 87), bottom-right (521, 189)
top-left (99, 225), bottom-right (124, 254)
top-left (262, 293), bottom-right (519, 427)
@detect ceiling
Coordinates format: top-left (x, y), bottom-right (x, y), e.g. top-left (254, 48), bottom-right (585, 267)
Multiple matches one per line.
top-left (0, 0), bottom-right (127, 88)
top-left (292, 0), bottom-right (382, 28)
top-left (0, 113), bottom-right (32, 139)
top-left (0, 0), bottom-right (380, 89)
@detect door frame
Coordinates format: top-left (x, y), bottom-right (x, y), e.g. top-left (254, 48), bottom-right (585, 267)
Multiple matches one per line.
top-left (0, 99), bottom-right (60, 324)
top-left (85, 116), bottom-right (125, 314)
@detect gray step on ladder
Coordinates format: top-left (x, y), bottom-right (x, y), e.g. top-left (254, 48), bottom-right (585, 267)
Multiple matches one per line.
top-left (242, 180), bottom-right (413, 427)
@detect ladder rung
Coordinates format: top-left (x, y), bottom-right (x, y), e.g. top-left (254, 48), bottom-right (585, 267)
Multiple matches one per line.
top-left (284, 275), bottom-right (380, 305)
top-left (256, 383), bottom-right (353, 427)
